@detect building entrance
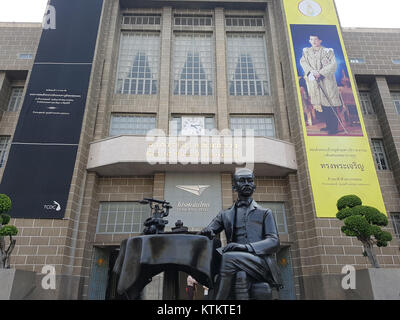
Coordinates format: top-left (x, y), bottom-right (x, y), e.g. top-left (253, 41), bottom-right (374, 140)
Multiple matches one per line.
top-left (88, 246), bottom-right (124, 300)
top-left (277, 247), bottom-right (296, 300)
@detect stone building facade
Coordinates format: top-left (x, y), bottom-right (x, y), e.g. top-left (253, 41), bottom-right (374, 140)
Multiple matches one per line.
top-left (0, 0), bottom-right (399, 300)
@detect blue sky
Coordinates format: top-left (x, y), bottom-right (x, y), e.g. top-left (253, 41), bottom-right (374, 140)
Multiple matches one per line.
top-left (0, 0), bottom-right (400, 28)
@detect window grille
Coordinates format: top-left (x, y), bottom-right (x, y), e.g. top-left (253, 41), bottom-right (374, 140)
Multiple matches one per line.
top-left (227, 33), bottom-right (269, 96)
top-left (110, 114), bottom-right (156, 136)
top-left (391, 213), bottom-right (400, 238)
top-left (258, 202), bottom-right (288, 234)
top-left (173, 33), bottom-right (214, 96)
top-left (174, 15), bottom-right (212, 26)
top-left (18, 53), bottom-right (33, 59)
top-left (0, 136), bottom-right (11, 168)
top-left (391, 92), bottom-right (400, 115)
top-left (7, 87), bottom-right (24, 112)
top-left (225, 16), bottom-right (264, 27)
top-left (97, 202), bottom-right (151, 234)
top-left (350, 58), bottom-right (365, 64)
top-left (359, 91), bottom-right (375, 115)
top-left (371, 139), bottom-right (389, 170)
top-left (122, 14), bottom-right (161, 26)
top-left (116, 32), bottom-right (160, 95)
top-left (230, 116), bottom-right (275, 137)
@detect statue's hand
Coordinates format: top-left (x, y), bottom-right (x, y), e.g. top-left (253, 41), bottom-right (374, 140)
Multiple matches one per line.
top-left (222, 243), bottom-right (248, 253)
top-left (198, 228), bottom-right (215, 240)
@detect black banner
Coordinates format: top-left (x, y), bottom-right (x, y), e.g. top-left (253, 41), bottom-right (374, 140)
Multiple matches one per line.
top-left (12, 64), bottom-right (92, 144)
top-left (0, 0), bottom-right (103, 219)
top-left (1, 145), bottom-right (78, 220)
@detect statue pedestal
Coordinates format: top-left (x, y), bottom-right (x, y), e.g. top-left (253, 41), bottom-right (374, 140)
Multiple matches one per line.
top-left (352, 268), bottom-right (400, 300)
top-left (0, 269), bottom-right (36, 300)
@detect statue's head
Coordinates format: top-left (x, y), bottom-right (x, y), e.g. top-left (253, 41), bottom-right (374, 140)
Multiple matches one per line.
top-left (232, 168), bottom-right (256, 198)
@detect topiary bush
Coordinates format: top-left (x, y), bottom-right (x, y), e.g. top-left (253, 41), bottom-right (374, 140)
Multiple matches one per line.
top-left (336, 195), bottom-right (392, 268)
top-left (0, 194), bottom-right (11, 213)
top-left (0, 194), bottom-right (18, 269)
top-left (336, 194), bottom-right (362, 210)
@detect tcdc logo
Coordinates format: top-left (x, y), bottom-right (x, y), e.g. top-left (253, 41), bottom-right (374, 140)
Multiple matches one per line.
top-left (44, 201), bottom-right (61, 212)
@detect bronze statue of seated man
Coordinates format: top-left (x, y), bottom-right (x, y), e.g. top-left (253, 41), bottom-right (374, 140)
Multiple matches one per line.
top-left (200, 168), bottom-right (283, 300)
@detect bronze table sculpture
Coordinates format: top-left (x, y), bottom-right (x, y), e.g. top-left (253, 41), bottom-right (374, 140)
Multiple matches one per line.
top-left (200, 168), bottom-right (283, 300)
top-left (114, 234), bottom-right (221, 299)
top-left (113, 198), bottom-right (221, 300)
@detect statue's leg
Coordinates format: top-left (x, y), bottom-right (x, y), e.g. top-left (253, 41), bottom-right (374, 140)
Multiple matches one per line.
top-left (214, 251), bottom-right (271, 300)
top-left (250, 282), bottom-right (272, 300)
top-left (215, 275), bottom-right (233, 300)
top-left (215, 252), bottom-right (238, 300)
top-left (235, 271), bottom-right (249, 300)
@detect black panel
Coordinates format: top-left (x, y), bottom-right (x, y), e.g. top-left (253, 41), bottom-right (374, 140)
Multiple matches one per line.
top-left (0, 144), bottom-right (78, 219)
top-left (36, 0), bottom-right (103, 63)
top-left (12, 64), bottom-right (92, 144)
top-left (0, 0), bottom-right (104, 219)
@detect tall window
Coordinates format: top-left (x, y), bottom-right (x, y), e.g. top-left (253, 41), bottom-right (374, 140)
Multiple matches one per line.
top-left (371, 139), bottom-right (389, 170)
top-left (109, 114), bottom-right (156, 136)
top-left (0, 136), bottom-right (11, 168)
top-left (359, 91), bottom-right (375, 115)
top-left (116, 32), bottom-right (160, 95)
top-left (230, 116), bottom-right (275, 137)
top-left (7, 87), bottom-right (24, 112)
top-left (391, 92), bottom-right (400, 115)
top-left (258, 202), bottom-right (288, 234)
top-left (97, 202), bottom-right (151, 234)
top-left (227, 33), bottom-right (269, 96)
top-left (173, 33), bottom-right (214, 96)
top-left (391, 213), bottom-right (400, 238)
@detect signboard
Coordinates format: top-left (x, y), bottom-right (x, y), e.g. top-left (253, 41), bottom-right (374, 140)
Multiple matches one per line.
top-left (282, 0), bottom-right (386, 217)
top-left (0, 0), bottom-right (103, 219)
top-left (164, 173), bottom-right (222, 228)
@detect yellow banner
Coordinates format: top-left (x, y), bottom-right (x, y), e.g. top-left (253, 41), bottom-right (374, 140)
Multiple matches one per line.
top-left (282, 0), bottom-right (386, 217)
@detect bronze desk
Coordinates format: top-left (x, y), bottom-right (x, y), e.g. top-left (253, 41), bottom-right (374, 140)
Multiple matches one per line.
top-left (114, 234), bottom-right (221, 299)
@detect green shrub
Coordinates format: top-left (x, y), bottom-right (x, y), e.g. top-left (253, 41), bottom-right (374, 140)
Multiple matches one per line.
top-left (0, 225), bottom-right (18, 237)
top-left (342, 215), bottom-right (372, 238)
top-left (336, 207), bottom-right (354, 220)
top-left (0, 194), bottom-right (17, 269)
top-left (0, 194), bottom-right (12, 213)
top-left (363, 207), bottom-right (388, 226)
top-left (0, 213), bottom-right (11, 225)
top-left (336, 194), bottom-right (362, 210)
top-left (336, 194), bottom-right (393, 268)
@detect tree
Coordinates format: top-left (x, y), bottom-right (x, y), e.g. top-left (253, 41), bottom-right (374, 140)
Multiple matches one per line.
top-left (336, 195), bottom-right (392, 268)
top-left (0, 194), bottom-right (18, 269)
